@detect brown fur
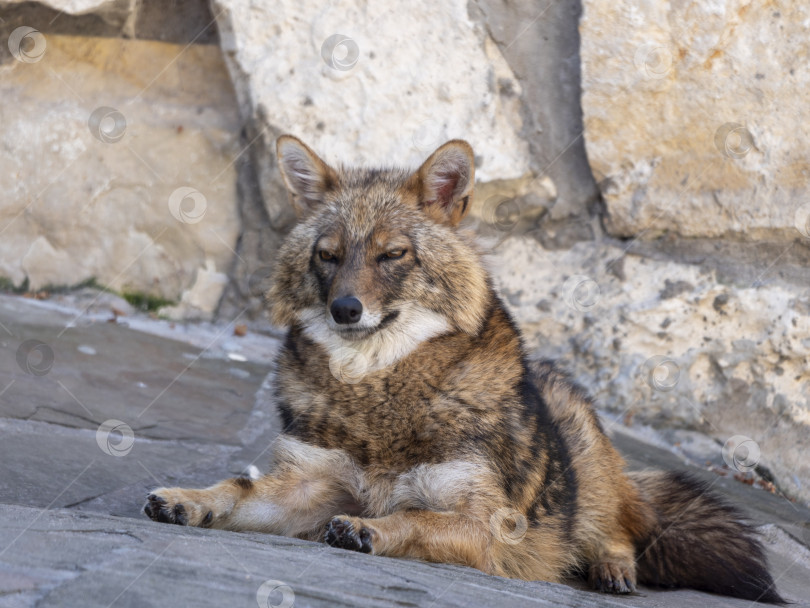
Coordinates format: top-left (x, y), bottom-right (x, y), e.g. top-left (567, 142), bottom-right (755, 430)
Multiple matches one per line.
top-left (144, 136), bottom-right (784, 603)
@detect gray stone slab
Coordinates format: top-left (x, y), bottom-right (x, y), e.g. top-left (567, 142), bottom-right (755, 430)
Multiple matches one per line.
top-left (0, 418), bottom-right (237, 514)
top-left (0, 295), bottom-right (281, 519)
top-left (72, 446), bottom-right (257, 520)
top-left (2, 504), bottom-right (807, 608)
top-left (0, 297), bottom-right (272, 445)
top-left (1, 296), bottom-right (808, 606)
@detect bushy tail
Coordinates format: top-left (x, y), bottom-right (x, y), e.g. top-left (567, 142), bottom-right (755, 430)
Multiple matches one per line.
top-left (630, 470), bottom-right (785, 604)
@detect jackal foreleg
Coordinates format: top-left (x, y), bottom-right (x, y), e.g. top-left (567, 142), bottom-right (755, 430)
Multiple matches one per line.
top-left (144, 436), bottom-right (362, 538)
top-left (324, 510), bottom-right (495, 573)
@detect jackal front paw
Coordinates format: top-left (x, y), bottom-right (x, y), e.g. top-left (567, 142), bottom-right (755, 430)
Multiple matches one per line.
top-left (143, 489), bottom-right (214, 527)
top-left (589, 559), bottom-right (637, 594)
top-left (324, 516), bottom-right (373, 553)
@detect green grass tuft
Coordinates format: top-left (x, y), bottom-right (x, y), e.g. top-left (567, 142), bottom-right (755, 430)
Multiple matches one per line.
top-left (121, 291), bottom-right (176, 312)
top-left (0, 276), bottom-right (176, 312)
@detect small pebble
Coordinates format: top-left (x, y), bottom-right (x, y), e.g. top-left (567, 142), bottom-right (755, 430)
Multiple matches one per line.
top-left (77, 345), bottom-right (97, 355)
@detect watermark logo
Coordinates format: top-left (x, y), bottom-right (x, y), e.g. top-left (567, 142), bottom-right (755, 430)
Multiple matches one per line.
top-left (489, 507), bottom-right (528, 545)
top-left (256, 580), bottom-right (295, 608)
top-left (633, 43), bottom-right (673, 80)
top-left (714, 123), bottom-right (754, 159)
top-left (321, 34), bottom-right (359, 71)
top-left (168, 187), bottom-right (207, 224)
top-left (562, 275), bottom-right (600, 312)
top-left (88, 107), bottom-right (127, 144)
top-left (481, 195), bottom-right (521, 234)
top-left (16, 340), bottom-right (54, 376)
top-left (722, 435), bottom-right (760, 473)
top-left (643, 356), bottom-right (680, 392)
top-left (96, 419), bottom-right (135, 457)
top-left (8, 26), bottom-right (46, 63)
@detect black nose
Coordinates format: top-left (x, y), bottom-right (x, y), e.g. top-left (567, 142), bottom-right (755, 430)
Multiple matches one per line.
top-left (330, 297), bottom-right (363, 325)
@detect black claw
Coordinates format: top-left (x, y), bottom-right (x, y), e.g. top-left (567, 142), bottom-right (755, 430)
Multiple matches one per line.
top-left (602, 575), bottom-right (630, 594)
top-left (591, 565), bottom-right (635, 595)
top-left (324, 518), bottom-right (345, 546)
top-left (145, 494), bottom-right (185, 525)
top-left (145, 494), bottom-right (168, 522)
top-left (324, 518), bottom-right (372, 554)
top-left (155, 506), bottom-right (172, 523)
top-left (174, 504), bottom-right (188, 526)
top-left (358, 527), bottom-right (372, 552)
top-left (202, 511), bottom-right (213, 527)
top-left (624, 578), bottom-right (636, 593)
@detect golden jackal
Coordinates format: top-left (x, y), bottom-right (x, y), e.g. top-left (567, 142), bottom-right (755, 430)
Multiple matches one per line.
top-left (145, 135), bottom-right (783, 603)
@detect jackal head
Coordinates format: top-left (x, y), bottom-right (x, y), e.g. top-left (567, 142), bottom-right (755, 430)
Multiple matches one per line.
top-left (267, 135), bottom-right (489, 374)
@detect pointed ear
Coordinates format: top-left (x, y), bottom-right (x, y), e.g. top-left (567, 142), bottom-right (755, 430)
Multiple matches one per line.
top-left (276, 135), bottom-right (338, 218)
top-left (408, 140), bottom-right (475, 226)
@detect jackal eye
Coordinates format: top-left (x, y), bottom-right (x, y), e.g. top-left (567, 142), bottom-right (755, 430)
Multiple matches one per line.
top-left (380, 249), bottom-right (406, 261)
top-left (318, 250), bottom-right (337, 262)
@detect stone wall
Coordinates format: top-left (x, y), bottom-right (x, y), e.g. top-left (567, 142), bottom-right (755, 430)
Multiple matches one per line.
top-left (1, 0), bottom-right (597, 319)
top-left (580, 0), bottom-right (810, 242)
top-left (575, 0), bottom-right (810, 503)
top-left (0, 0), bottom-right (243, 319)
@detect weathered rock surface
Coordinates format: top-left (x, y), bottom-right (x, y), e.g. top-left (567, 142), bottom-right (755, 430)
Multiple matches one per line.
top-left (580, 0), bottom-right (810, 241)
top-left (493, 235), bottom-right (810, 504)
top-left (1, 0), bottom-right (124, 18)
top-left (1, 293), bottom-right (809, 607)
top-left (1, 0), bottom-right (608, 322)
top-left (474, 0), bottom-right (600, 223)
top-left (0, 0), bottom-right (220, 43)
top-left (2, 502), bottom-right (808, 608)
top-left (211, 0), bottom-right (532, 231)
top-left (0, 34), bottom-right (240, 316)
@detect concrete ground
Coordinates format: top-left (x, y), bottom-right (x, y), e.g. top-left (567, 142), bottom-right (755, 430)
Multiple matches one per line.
top-left (1, 292), bottom-right (808, 607)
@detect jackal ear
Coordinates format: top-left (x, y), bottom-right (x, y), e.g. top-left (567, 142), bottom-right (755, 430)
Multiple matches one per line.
top-left (409, 140), bottom-right (475, 226)
top-left (276, 135), bottom-right (338, 217)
